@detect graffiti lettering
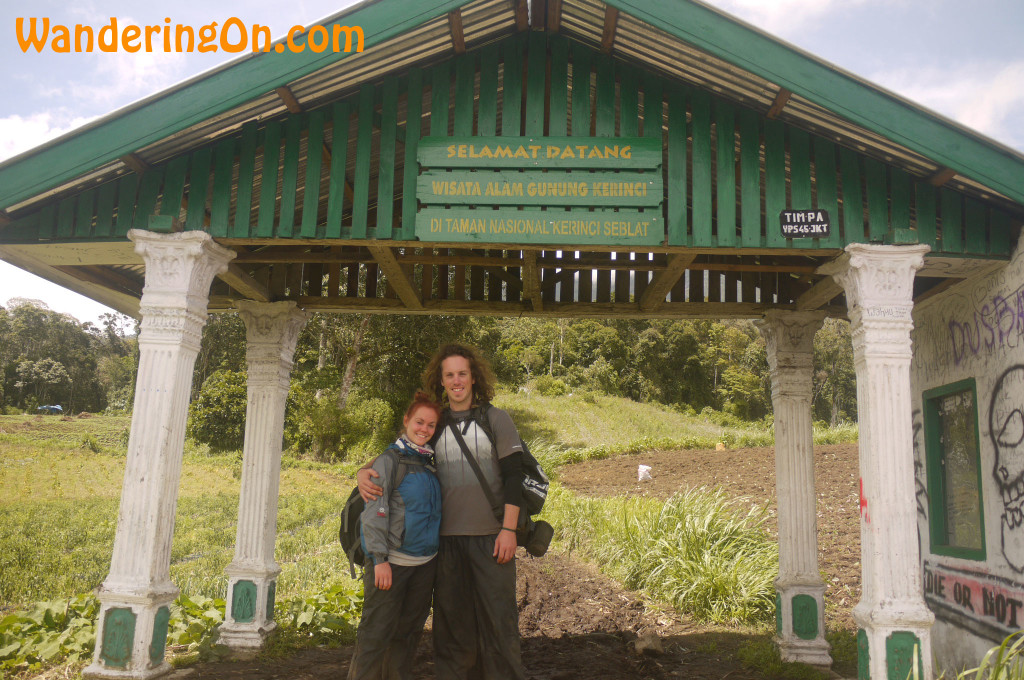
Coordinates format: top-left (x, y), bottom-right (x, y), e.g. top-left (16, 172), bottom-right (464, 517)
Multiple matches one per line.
top-left (991, 365), bottom-right (1024, 571)
top-left (912, 409), bottom-right (928, 518)
top-left (950, 286), bottom-right (1024, 365)
top-left (923, 561), bottom-right (1024, 641)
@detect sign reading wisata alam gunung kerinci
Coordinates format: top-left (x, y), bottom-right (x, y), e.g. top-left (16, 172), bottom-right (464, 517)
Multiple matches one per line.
top-left (415, 136), bottom-right (664, 247)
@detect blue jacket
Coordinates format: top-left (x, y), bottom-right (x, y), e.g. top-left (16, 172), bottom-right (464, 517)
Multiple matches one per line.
top-left (359, 439), bottom-right (442, 565)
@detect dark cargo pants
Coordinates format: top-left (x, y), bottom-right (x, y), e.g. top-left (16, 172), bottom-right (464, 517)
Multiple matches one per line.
top-left (348, 558), bottom-right (437, 680)
top-left (433, 535), bottom-right (525, 680)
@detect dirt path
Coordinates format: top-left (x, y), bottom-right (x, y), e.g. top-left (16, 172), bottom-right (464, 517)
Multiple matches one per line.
top-left (180, 444), bottom-right (861, 679)
top-left (184, 554), bottom-right (774, 680)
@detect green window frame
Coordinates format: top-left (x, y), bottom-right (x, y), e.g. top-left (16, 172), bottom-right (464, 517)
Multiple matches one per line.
top-left (923, 379), bottom-right (986, 560)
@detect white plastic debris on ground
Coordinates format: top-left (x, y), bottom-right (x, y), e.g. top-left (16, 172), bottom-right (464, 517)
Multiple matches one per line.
top-left (637, 464), bottom-right (652, 482)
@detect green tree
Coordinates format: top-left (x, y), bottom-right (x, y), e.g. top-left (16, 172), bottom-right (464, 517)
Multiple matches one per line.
top-left (813, 318), bottom-right (857, 425)
top-left (186, 369), bottom-right (248, 451)
top-left (15, 358), bottom-right (70, 407)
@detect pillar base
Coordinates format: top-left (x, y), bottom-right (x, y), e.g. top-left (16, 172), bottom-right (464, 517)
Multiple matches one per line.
top-left (83, 587), bottom-right (178, 680)
top-left (854, 604), bottom-right (934, 680)
top-left (776, 579), bottom-right (832, 667)
top-left (219, 566), bottom-right (280, 652)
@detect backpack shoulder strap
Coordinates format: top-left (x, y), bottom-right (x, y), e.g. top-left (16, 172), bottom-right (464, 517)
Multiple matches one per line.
top-left (471, 403), bottom-right (496, 446)
top-left (386, 445), bottom-right (430, 490)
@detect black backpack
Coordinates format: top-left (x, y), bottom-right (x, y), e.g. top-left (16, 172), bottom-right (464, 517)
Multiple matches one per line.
top-left (338, 450), bottom-right (425, 578)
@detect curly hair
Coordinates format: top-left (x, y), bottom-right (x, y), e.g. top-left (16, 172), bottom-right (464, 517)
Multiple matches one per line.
top-left (421, 343), bottom-right (497, 407)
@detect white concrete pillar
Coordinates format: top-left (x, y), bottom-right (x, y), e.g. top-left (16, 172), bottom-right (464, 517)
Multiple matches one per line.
top-left (85, 230), bottom-right (234, 680)
top-left (820, 244), bottom-right (933, 680)
top-left (757, 310), bottom-right (830, 666)
top-left (219, 301), bottom-right (309, 652)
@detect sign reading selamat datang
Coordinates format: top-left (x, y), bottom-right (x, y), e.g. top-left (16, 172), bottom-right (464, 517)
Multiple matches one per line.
top-left (415, 136), bottom-right (664, 247)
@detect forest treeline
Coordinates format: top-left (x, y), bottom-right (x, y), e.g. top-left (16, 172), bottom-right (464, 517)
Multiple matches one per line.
top-left (0, 299), bottom-right (856, 459)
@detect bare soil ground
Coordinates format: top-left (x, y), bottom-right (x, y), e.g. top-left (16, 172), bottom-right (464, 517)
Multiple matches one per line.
top-left (182, 444), bottom-right (860, 680)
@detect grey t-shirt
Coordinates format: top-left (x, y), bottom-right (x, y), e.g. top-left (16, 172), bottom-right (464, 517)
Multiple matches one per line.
top-left (435, 406), bottom-right (523, 536)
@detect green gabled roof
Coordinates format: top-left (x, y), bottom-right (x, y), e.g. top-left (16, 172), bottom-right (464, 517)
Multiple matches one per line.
top-left (0, 0), bottom-right (1021, 321)
top-left (0, 0), bottom-right (468, 212)
top-left (0, 0), bottom-right (1021, 216)
top-left (605, 0), bottom-right (1024, 205)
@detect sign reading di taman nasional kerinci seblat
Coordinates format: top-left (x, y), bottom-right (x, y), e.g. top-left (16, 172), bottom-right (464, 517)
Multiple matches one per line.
top-left (415, 136), bottom-right (664, 246)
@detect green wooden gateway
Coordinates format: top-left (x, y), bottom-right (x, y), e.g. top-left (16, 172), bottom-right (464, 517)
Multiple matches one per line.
top-left (0, 0), bottom-right (1022, 320)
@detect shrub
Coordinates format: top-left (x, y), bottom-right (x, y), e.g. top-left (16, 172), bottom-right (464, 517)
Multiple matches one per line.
top-left (287, 390), bottom-right (395, 462)
top-left (534, 375), bottom-right (569, 397)
top-left (567, 357), bottom-right (620, 396)
top-left (186, 370), bottom-right (247, 451)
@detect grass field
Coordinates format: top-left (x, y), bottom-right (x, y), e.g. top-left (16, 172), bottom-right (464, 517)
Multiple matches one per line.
top-left (0, 401), bottom-right (857, 677)
top-left (0, 400), bottom-right (851, 610)
top-left (0, 414), bottom-right (355, 610)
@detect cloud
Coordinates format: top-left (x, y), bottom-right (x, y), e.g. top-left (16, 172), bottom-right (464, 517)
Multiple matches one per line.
top-left (871, 60), bottom-right (1024, 152)
top-left (709, 0), bottom-right (875, 34)
top-left (0, 112), bottom-right (96, 163)
top-left (70, 23), bottom-right (190, 110)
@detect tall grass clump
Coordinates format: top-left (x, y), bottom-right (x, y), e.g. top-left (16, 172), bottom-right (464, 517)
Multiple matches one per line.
top-left (545, 484), bottom-right (778, 625)
top-left (928, 631), bottom-right (1024, 680)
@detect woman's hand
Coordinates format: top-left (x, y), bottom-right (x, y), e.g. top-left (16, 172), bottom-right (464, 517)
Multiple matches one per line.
top-left (357, 467), bottom-right (383, 502)
top-left (374, 562), bottom-right (392, 590)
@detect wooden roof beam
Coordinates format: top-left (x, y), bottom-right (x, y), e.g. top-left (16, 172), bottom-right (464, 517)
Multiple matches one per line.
top-left (928, 166), bottom-right (958, 187)
top-left (514, 0), bottom-right (529, 31)
top-left (521, 251), bottom-right (543, 312)
top-left (638, 252), bottom-right (695, 312)
top-left (218, 263), bottom-right (271, 302)
top-left (540, 268), bottom-right (575, 296)
top-left (766, 87), bottom-right (792, 120)
top-left (600, 6), bottom-right (619, 53)
top-left (368, 243), bottom-right (423, 309)
top-left (275, 86), bottom-right (304, 113)
top-left (795, 276), bottom-right (843, 310)
top-left (447, 10), bottom-right (466, 55)
top-left (54, 264), bottom-right (141, 297)
top-left (547, 0), bottom-right (562, 33)
top-left (120, 153), bottom-right (149, 174)
top-left (914, 277), bottom-right (965, 305)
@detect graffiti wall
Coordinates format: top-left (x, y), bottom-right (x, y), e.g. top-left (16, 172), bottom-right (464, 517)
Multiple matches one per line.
top-left (912, 238), bottom-right (1024, 668)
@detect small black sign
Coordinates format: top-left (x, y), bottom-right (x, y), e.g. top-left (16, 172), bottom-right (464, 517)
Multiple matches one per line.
top-left (779, 209), bottom-right (830, 238)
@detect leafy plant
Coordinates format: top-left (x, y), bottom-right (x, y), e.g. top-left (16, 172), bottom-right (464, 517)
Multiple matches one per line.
top-left (534, 375), bottom-right (569, 397)
top-left (0, 594), bottom-right (97, 673)
top-left (545, 484), bottom-right (778, 625)
top-left (186, 369), bottom-right (248, 451)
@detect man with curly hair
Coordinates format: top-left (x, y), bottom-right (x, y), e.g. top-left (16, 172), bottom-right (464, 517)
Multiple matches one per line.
top-left (358, 343), bottom-right (526, 680)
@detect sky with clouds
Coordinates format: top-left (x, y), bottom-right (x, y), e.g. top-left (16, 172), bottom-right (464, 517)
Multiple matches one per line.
top-left (1, 0), bottom-right (1022, 324)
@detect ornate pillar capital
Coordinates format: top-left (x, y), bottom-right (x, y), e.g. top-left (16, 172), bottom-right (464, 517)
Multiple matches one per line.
top-left (756, 311), bottom-right (824, 401)
top-left (236, 301), bottom-right (310, 385)
top-left (128, 230), bottom-right (235, 353)
top-left (819, 244), bottom-right (928, 356)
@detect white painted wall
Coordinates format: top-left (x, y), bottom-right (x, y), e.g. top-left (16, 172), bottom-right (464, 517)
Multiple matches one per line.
top-left (912, 236), bottom-right (1024, 671)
